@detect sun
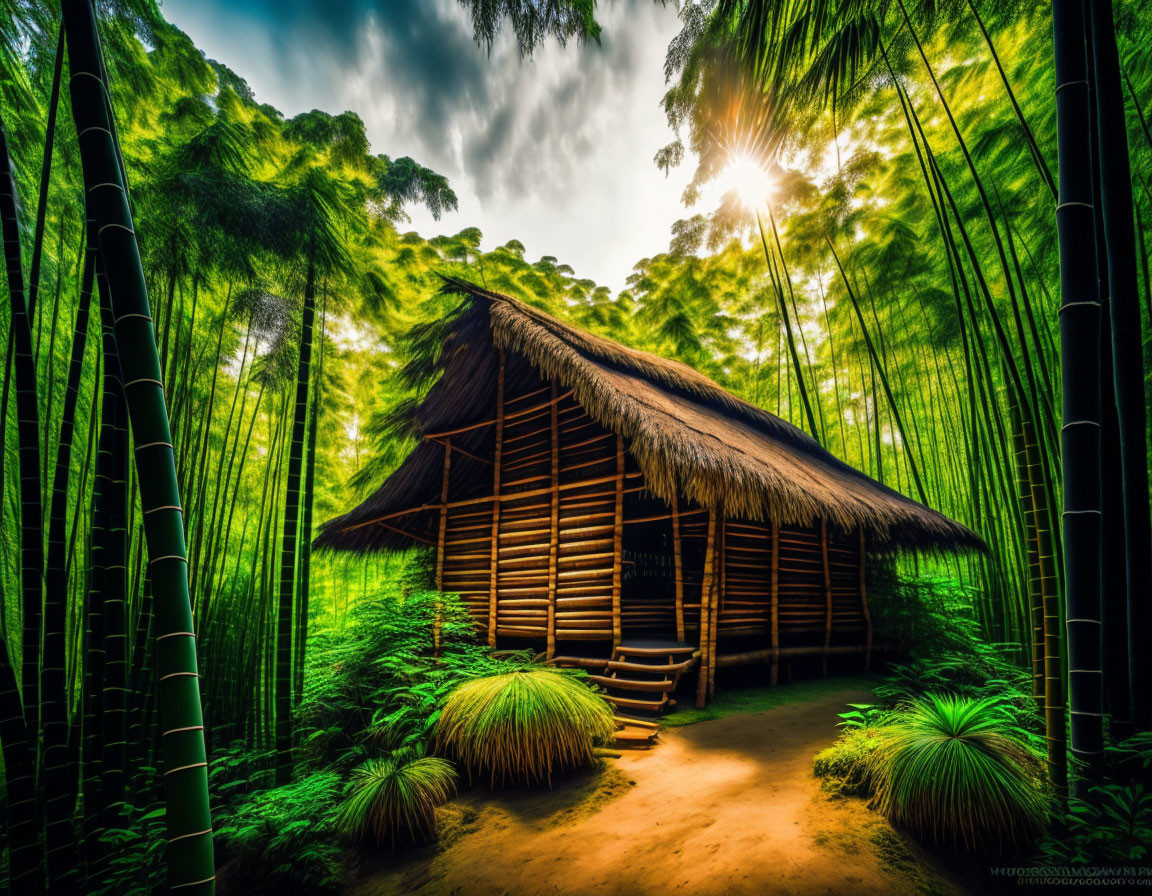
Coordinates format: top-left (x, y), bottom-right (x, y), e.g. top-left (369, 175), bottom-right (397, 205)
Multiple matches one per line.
top-left (718, 152), bottom-right (776, 210)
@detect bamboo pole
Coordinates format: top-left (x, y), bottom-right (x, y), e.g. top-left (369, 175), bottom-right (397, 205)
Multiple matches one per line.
top-left (709, 514), bottom-right (724, 698)
top-left (717, 644), bottom-right (877, 668)
top-left (696, 511), bottom-right (717, 708)
top-left (770, 520), bottom-right (780, 685)
top-left (434, 440), bottom-right (451, 656)
top-left (337, 470), bottom-right (642, 535)
top-left (859, 528), bottom-right (873, 670)
top-left (487, 351), bottom-right (505, 647)
top-left (820, 520), bottom-right (832, 676)
top-left (672, 494), bottom-right (685, 642)
top-left (546, 381), bottom-right (560, 658)
top-left (423, 388), bottom-right (573, 439)
top-left (611, 434), bottom-right (624, 647)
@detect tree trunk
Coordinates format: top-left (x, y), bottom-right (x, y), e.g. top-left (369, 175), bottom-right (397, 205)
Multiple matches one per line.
top-left (61, 1), bottom-right (215, 889)
top-left (1088, 0), bottom-right (1152, 730)
top-left (40, 217), bottom-right (96, 886)
top-left (1053, 0), bottom-right (1103, 796)
top-left (275, 257), bottom-right (315, 784)
top-left (0, 115), bottom-right (45, 756)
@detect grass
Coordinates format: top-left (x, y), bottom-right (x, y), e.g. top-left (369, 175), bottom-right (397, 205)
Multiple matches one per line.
top-left (337, 754), bottom-right (458, 848)
top-left (867, 693), bottom-right (1050, 852)
top-left (436, 667), bottom-right (617, 786)
top-left (661, 674), bottom-right (881, 727)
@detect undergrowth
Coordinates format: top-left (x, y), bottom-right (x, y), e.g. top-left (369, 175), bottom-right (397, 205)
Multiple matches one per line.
top-left (814, 571), bottom-right (1050, 854)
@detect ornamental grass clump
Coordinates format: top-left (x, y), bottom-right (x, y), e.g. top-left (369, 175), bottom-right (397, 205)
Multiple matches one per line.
top-left (437, 667), bottom-right (616, 786)
top-left (337, 753), bottom-right (457, 848)
top-left (867, 693), bottom-right (1050, 853)
top-left (814, 727), bottom-right (886, 797)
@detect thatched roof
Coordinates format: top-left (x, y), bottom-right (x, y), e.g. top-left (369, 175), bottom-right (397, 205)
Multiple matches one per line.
top-left (316, 278), bottom-right (983, 554)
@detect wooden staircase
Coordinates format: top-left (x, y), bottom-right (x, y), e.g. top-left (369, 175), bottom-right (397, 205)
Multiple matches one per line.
top-left (553, 641), bottom-right (699, 748)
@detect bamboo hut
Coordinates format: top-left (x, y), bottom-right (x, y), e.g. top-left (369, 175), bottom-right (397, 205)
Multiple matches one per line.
top-left (317, 279), bottom-right (981, 704)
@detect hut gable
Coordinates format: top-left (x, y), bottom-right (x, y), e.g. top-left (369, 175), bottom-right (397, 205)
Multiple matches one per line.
top-left (316, 277), bottom-right (982, 554)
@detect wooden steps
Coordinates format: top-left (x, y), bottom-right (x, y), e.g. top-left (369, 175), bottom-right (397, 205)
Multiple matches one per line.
top-left (587, 674), bottom-right (673, 692)
top-left (553, 640), bottom-right (699, 748)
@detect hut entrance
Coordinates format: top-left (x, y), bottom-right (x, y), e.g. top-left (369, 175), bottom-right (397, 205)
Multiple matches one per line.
top-left (620, 488), bottom-right (679, 639)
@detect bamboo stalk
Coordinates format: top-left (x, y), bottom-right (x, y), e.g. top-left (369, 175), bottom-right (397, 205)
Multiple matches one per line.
top-left (426, 436), bottom-right (489, 466)
top-left (770, 520), bottom-right (780, 686)
top-left (696, 511), bottom-right (717, 708)
top-left (673, 494), bottom-right (685, 642)
top-left (423, 388), bottom-right (573, 439)
top-left (611, 434), bottom-right (624, 647)
top-left (547, 381), bottom-right (559, 659)
top-left (717, 645), bottom-right (878, 668)
top-left (859, 528), bottom-right (873, 670)
top-left (821, 520), bottom-right (832, 676)
top-left (709, 514), bottom-right (724, 698)
top-left (487, 350), bottom-right (505, 646)
top-left (342, 472), bottom-right (643, 535)
top-left (434, 441), bottom-right (451, 656)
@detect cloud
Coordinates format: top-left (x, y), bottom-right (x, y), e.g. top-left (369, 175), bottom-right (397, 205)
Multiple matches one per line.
top-left (163, 0), bottom-right (692, 290)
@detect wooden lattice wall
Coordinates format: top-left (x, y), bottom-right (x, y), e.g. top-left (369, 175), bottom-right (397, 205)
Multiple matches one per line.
top-left (435, 362), bottom-right (873, 671)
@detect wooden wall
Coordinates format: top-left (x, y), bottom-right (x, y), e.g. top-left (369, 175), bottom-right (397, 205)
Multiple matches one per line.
top-left (439, 368), bottom-right (631, 649)
top-left (436, 360), bottom-right (872, 666)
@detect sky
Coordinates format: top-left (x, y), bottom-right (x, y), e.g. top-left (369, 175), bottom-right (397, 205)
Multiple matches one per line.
top-left (162, 0), bottom-right (709, 293)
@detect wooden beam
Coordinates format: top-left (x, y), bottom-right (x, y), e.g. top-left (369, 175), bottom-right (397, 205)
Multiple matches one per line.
top-left (435, 441), bottom-right (451, 591)
top-left (770, 520), bottom-right (779, 686)
top-left (820, 519), bottom-right (832, 676)
top-left (716, 644), bottom-right (878, 668)
top-left (611, 434), bottom-right (624, 648)
top-left (672, 493), bottom-right (685, 642)
top-left (377, 520), bottom-right (434, 545)
top-left (423, 387), bottom-right (574, 439)
top-left (487, 350), bottom-right (505, 647)
top-left (695, 510), bottom-right (717, 708)
top-left (426, 435), bottom-right (490, 466)
top-left (546, 381), bottom-right (560, 659)
top-left (859, 528), bottom-right (873, 670)
top-left (434, 440), bottom-right (452, 656)
top-left (709, 513), bottom-right (724, 699)
top-left (336, 470), bottom-right (643, 533)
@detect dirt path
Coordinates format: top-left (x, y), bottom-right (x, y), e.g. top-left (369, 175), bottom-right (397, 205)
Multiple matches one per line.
top-left (352, 682), bottom-right (967, 896)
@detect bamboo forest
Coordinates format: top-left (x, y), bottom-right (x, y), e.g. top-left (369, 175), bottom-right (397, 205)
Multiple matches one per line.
top-left (1, 0), bottom-right (1151, 893)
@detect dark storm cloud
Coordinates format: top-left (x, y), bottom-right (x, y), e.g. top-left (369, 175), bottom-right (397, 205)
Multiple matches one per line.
top-left (169, 0), bottom-right (669, 201)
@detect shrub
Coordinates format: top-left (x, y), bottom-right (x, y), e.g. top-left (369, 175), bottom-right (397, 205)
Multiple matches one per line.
top-left (814, 727), bottom-right (886, 797)
top-left (437, 666), bottom-right (616, 786)
top-left (299, 588), bottom-right (524, 768)
top-left (337, 752), bottom-right (458, 847)
top-left (1038, 734), bottom-right (1152, 865)
top-left (87, 807), bottom-right (166, 896)
top-left (215, 772), bottom-right (344, 894)
top-left (867, 694), bottom-right (1050, 852)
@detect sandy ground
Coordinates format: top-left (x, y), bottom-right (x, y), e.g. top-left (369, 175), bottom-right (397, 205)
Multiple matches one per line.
top-left (351, 682), bottom-right (970, 896)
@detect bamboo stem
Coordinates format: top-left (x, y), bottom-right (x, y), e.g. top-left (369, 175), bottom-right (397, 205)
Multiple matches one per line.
top-left (487, 350), bottom-right (504, 646)
top-left (434, 440), bottom-right (451, 656)
top-left (821, 519), bottom-right (832, 675)
top-left (546, 381), bottom-right (559, 658)
top-left (696, 511), bottom-right (717, 708)
top-left (673, 494), bottom-right (685, 642)
top-left (611, 434), bottom-right (624, 647)
top-left (423, 388), bottom-right (574, 439)
top-left (859, 528), bottom-right (873, 670)
top-left (709, 514), bottom-right (724, 698)
top-left (338, 470), bottom-right (642, 533)
top-left (770, 520), bottom-right (780, 686)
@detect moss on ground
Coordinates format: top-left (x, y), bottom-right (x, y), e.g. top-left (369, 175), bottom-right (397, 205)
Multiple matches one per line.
top-left (661, 674), bottom-right (881, 727)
